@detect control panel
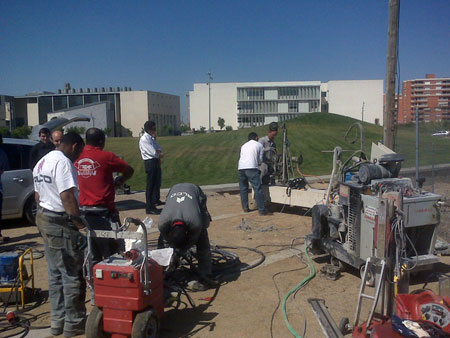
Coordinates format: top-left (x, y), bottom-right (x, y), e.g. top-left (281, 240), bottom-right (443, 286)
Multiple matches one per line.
top-left (421, 303), bottom-right (450, 328)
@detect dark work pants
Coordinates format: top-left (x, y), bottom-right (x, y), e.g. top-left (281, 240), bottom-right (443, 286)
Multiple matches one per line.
top-left (144, 159), bottom-right (159, 210)
top-left (158, 228), bottom-right (212, 277)
top-left (153, 160), bottom-right (162, 202)
top-left (84, 213), bottom-right (124, 265)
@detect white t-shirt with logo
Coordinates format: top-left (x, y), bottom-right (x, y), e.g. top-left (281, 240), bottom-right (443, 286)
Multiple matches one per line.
top-left (33, 150), bottom-right (78, 212)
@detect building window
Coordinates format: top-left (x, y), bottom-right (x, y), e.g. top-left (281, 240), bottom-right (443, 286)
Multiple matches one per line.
top-left (69, 95), bottom-right (83, 107)
top-left (54, 96), bottom-right (67, 111)
top-left (288, 101), bottom-right (298, 112)
top-left (84, 95), bottom-right (99, 104)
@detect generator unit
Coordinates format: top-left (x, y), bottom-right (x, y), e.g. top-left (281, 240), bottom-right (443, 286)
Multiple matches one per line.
top-left (308, 151), bottom-right (442, 284)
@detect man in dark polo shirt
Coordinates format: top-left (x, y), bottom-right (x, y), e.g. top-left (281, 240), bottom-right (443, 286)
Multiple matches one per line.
top-left (30, 127), bottom-right (55, 169)
top-left (75, 128), bottom-right (134, 263)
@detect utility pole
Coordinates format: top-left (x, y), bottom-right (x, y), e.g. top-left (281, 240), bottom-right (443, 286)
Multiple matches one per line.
top-left (383, 0), bottom-right (400, 150)
top-left (361, 101), bottom-right (365, 122)
top-left (207, 70), bottom-right (213, 131)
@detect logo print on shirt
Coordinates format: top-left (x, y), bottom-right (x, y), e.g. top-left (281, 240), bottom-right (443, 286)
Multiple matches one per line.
top-left (75, 158), bottom-right (101, 178)
top-left (37, 159), bottom-right (45, 173)
top-left (176, 196), bottom-right (185, 203)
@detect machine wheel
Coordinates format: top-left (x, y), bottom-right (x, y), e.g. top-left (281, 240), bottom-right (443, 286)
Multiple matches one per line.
top-left (339, 317), bottom-right (351, 335)
top-left (330, 256), bottom-right (345, 270)
top-left (360, 264), bottom-right (375, 287)
top-left (132, 309), bottom-right (159, 338)
top-left (24, 196), bottom-right (37, 225)
top-left (85, 306), bottom-right (110, 338)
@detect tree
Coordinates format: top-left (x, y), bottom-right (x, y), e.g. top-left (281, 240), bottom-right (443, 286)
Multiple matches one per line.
top-left (217, 117), bottom-right (225, 130)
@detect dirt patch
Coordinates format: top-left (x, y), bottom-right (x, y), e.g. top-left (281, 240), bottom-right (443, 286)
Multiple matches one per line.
top-left (1, 176), bottom-right (449, 338)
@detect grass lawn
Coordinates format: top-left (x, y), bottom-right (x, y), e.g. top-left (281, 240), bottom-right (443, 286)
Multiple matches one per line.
top-left (105, 113), bottom-right (449, 190)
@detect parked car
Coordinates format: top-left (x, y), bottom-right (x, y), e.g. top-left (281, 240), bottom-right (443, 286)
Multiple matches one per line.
top-left (2, 138), bottom-right (38, 224)
top-left (432, 130), bottom-right (450, 136)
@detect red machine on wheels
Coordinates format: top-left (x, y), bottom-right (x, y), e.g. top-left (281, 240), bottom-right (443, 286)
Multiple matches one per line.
top-left (84, 217), bottom-right (164, 338)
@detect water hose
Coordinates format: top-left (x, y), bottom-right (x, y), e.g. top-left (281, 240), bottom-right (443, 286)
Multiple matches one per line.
top-left (281, 246), bottom-right (316, 338)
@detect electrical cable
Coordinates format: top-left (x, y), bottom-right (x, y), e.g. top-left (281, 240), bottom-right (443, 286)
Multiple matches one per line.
top-left (281, 245), bottom-right (316, 338)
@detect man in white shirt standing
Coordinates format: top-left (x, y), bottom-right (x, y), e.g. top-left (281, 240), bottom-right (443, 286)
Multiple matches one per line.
top-left (33, 132), bottom-right (86, 337)
top-left (238, 132), bottom-right (269, 215)
top-left (139, 121), bottom-right (163, 214)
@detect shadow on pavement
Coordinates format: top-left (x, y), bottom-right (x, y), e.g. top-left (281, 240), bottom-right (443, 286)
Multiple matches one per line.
top-left (115, 199), bottom-right (147, 211)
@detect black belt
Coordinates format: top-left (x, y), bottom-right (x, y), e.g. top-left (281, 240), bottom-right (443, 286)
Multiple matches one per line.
top-left (41, 208), bottom-right (67, 216)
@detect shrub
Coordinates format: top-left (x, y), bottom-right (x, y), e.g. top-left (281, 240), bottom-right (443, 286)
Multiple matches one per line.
top-left (225, 125), bottom-right (233, 131)
top-left (66, 126), bottom-right (86, 136)
top-left (11, 125), bottom-right (32, 139)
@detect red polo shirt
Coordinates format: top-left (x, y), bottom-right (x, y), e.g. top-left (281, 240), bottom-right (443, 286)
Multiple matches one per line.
top-left (75, 145), bottom-right (130, 211)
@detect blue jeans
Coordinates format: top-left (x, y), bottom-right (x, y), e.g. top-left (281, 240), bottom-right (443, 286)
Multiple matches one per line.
top-left (238, 169), bottom-right (265, 213)
top-left (36, 211), bottom-right (86, 335)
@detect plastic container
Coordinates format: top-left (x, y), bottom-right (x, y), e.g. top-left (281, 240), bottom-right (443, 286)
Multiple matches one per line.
top-left (0, 252), bottom-right (19, 284)
top-left (345, 172), bottom-right (355, 182)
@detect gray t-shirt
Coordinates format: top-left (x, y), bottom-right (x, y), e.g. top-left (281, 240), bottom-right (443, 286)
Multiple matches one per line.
top-left (158, 183), bottom-right (210, 247)
top-left (259, 136), bottom-right (277, 164)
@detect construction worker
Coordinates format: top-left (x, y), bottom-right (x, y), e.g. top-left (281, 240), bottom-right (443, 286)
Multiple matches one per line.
top-left (30, 127), bottom-right (55, 169)
top-left (75, 128), bottom-right (134, 264)
top-left (238, 132), bottom-right (268, 215)
top-left (259, 122), bottom-right (278, 205)
top-left (158, 183), bottom-right (213, 290)
top-left (33, 132), bottom-right (86, 337)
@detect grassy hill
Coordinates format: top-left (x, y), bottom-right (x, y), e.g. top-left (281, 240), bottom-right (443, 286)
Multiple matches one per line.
top-left (104, 113), bottom-right (449, 190)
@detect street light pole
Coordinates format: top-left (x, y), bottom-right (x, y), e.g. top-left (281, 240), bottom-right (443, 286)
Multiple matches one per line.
top-left (207, 70), bottom-right (213, 131)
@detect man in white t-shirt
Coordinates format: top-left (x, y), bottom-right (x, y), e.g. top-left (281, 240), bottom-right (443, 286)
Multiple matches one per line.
top-left (238, 132), bottom-right (269, 215)
top-left (33, 132), bottom-right (86, 337)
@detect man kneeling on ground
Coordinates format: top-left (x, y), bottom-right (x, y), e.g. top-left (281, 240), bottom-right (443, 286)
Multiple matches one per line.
top-left (158, 183), bottom-right (213, 291)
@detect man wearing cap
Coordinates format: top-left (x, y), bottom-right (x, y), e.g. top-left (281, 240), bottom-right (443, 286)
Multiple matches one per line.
top-left (259, 122), bottom-right (278, 205)
top-left (158, 183), bottom-right (213, 290)
top-left (30, 127), bottom-right (55, 169)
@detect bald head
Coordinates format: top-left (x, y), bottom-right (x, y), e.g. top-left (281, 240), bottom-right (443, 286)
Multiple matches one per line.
top-left (86, 128), bottom-right (106, 148)
top-left (51, 130), bottom-right (63, 149)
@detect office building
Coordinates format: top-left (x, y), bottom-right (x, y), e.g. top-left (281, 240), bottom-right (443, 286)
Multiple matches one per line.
top-left (13, 86), bottom-right (180, 137)
top-left (188, 80), bottom-right (383, 130)
top-left (397, 74), bottom-right (450, 124)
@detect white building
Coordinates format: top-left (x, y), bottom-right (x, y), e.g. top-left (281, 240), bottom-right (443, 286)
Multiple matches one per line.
top-left (188, 80), bottom-right (383, 130)
top-left (14, 87), bottom-right (180, 137)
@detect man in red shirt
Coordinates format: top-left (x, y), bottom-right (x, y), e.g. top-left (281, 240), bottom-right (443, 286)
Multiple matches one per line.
top-left (75, 128), bottom-right (134, 264)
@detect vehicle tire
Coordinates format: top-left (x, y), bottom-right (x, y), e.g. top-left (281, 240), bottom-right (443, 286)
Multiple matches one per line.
top-left (132, 309), bottom-right (159, 338)
top-left (85, 306), bottom-right (110, 338)
top-left (339, 317), bottom-right (350, 335)
top-left (360, 264), bottom-right (375, 287)
top-left (24, 196), bottom-right (37, 225)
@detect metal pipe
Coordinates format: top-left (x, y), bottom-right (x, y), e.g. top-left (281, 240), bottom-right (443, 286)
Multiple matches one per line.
top-left (415, 106), bottom-right (419, 186)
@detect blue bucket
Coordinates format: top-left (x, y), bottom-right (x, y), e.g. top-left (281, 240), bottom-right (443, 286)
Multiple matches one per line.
top-left (0, 252), bottom-right (19, 284)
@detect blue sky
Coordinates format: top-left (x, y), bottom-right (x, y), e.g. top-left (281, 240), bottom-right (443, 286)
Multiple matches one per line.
top-left (1, 1), bottom-right (449, 121)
